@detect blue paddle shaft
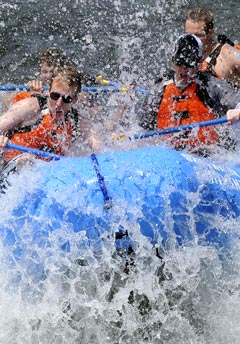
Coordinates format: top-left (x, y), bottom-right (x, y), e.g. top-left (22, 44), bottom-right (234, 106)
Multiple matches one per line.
top-left (0, 85), bottom-right (148, 94)
top-left (0, 85), bottom-right (49, 91)
top-left (6, 143), bottom-right (62, 160)
top-left (133, 117), bottom-right (228, 140)
top-left (0, 85), bottom-right (98, 92)
top-left (5, 117), bottom-right (228, 159)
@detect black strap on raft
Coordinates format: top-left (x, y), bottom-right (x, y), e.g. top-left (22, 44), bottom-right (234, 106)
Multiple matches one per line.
top-left (90, 153), bottom-right (113, 209)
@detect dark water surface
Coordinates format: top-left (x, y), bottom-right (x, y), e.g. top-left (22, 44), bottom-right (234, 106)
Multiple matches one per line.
top-left (0, 0), bottom-right (239, 85)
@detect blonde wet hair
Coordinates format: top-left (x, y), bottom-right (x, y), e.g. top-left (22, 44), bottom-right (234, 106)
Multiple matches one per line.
top-left (50, 66), bottom-right (82, 95)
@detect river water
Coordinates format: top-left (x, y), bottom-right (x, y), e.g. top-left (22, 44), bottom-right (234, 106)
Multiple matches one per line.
top-left (1, 0), bottom-right (240, 343)
top-left (0, 0), bottom-right (239, 85)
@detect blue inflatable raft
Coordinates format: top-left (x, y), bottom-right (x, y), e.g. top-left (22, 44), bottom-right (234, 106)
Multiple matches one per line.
top-left (1, 145), bottom-right (240, 281)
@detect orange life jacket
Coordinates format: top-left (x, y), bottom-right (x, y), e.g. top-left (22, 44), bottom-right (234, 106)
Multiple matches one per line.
top-left (13, 91), bottom-right (31, 104)
top-left (157, 81), bottom-right (219, 149)
top-left (4, 113), bottom-right (74, 162)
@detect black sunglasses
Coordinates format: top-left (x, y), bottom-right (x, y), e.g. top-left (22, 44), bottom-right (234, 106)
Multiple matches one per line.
top-left (49, 92), bottom-right (73, 104)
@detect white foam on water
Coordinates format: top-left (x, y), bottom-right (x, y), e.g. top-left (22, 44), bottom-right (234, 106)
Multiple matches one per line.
top-left (0, 148), bottom-right (240, 343)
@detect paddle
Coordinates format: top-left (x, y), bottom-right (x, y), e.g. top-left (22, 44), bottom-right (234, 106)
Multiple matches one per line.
top-left (5, 117), bottom-right (229, 156)
top-left (6, 118), bottom-right (228, 158)
top-left (0, 84), bottom-right (146, 94)
top-left (131, 117), bottom-right (228, 140)
top-left (96, 75), bottom-right (149, 94)
top-left (6, 143), bottom-right (62, 160)
top-left (0, 85), bottom-right (49, 91)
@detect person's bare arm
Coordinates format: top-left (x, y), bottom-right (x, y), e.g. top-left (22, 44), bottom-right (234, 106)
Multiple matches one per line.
top-left (0, 96), bottom-right (41, 134)
top-left (215, 44), bottom-right (240, 83)
top-left (0, 134), bottom-right (9, 149)
top-left (84, 123), bottom-right (103, 151)
top-left (74, 116), bottom-right (103, 155)
top-left (1, 80), bottom-right (44, 111)
top-left (1, 91), bottom-right (19, 110)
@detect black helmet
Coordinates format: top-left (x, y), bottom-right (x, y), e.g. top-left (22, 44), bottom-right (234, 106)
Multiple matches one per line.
top-left (172, 34), bottom-right (203, 68)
